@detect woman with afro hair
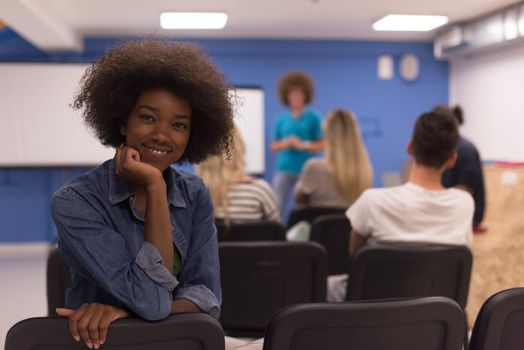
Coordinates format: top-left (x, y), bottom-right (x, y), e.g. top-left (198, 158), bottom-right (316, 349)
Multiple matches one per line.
top-left (51, 39), bottom-right (234, 349)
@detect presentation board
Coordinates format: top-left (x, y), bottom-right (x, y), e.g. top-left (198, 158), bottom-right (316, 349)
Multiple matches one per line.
top-left (0, 64), bottom-right (265, 173)
top-left (231, 87), bottom-right (265, 174)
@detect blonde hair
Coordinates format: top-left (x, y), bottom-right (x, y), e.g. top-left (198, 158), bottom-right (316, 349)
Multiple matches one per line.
top-left (196, 127), bottom-right (245, 225)
top-left (324, 109), bottom-right (373, 203)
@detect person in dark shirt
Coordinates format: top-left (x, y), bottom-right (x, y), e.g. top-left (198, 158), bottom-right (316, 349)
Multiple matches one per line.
top-left (437, 105), bottom-right (486, 230)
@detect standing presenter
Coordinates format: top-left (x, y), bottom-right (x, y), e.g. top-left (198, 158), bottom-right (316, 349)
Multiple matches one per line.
top-left (271, 71), bottom-right (323, 220)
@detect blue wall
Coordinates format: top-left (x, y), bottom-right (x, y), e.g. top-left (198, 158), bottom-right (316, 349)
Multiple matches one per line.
top-left (0, 29), bottom-right (449, 242)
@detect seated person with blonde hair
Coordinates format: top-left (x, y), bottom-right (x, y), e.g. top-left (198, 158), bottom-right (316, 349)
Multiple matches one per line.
top-left (294, 108), bottom-right (373, 208)
top-left (197, 128), bottom-right (280, 226)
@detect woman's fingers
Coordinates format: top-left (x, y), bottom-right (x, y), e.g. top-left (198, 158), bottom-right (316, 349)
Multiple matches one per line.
top-left (77, 304), bottom-right (96, 349)
top-left (98, 309), bottom-right (118, 346)
top-left (67, 304), bottom-right (87, 343)
top-left (88, 305), bottom-right (104, 349)
top-left (123, 146), bottom-right (139, 160)
top-left (56, 307), bottom-right (75, 317)
top-left (116, 146), bottom-right (140, 173)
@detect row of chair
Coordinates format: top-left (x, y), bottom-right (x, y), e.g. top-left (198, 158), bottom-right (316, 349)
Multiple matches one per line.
top-left (217, 212), bottom-right (351, 275)
top-left (7, 288), bottom-right (524, 350)
top-left (219, 241), bottom-right (471, 337)
top-left (216, 206), bottom-right (348, 242)
top-left (286, 206), bottom-right (347, 228)
top-left (47, 241), bottom-right (471, 338)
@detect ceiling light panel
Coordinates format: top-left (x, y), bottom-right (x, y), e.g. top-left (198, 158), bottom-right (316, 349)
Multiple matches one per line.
top-left (373, 15), bottom-right (448, 32)
top-left (160, 12), bottom-right (228, 30)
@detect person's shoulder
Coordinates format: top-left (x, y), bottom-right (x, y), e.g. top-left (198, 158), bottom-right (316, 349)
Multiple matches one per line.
top-left (53, 160), bottom-right (111, 198)
top-left (447, 187), bottom-right (475, 204)
top-left (51, 160), bottom-right (112, 211)
top-left (347, 187), bottom-right (379, 217)
top-left (460, 136), bottom-right (476, 148)
top-left (448, 188), bottom-right (475, 218)
top-left (172, 168), bottom-right (211, 204)
top-left (173, 169), bottom-right (206, 190)
top-left (245, 177), bottom-right (274, 194)
top-left (305, 157), bottom-right (324, 166)
top-left (358, 184), bottom-right (411, 204)
top-left (303, 157), bottom-right (325, 171)
top-left (458, 137), bottom-right (480, 156)
top-left (368, 184), bottom-right (403, 195)
top-left (354, 186), bottom-right (382, 203)
top-left (251, 177), bottom-right (271, 187)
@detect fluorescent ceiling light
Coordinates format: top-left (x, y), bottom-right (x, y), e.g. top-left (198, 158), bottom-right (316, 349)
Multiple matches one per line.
top-left (160, 12), bottom-right (228, 30)
top-left (373, 15), bottom-right (448, 32)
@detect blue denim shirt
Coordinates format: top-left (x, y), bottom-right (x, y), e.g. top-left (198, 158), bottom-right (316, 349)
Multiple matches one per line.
top-left (51, 159), bottom-right (221, 321)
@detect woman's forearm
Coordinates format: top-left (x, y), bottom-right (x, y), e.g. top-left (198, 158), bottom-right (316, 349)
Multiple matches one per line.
top-left (144, 181), bottom-right (174, 270)
top-left (171, 298), bottom-right (201, 314)
top-left (271, 139), bottom-right (289, 152)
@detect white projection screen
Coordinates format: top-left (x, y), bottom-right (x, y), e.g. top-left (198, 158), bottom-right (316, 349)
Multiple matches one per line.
top-left (0, 64), bottom-right (265, 173)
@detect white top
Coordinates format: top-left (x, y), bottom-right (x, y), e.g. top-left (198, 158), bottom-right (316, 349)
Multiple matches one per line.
top-left (346, 182), bottom-right (474, 247)
top-left (214, 178), bottom-right (281, 223)
top-left (294, 158), bottom-right (352, 208)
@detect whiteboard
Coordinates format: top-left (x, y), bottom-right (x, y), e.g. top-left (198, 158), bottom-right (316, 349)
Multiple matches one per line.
top-left (232, 88), bottom-right (265, 174)
top-left (0, 64), bottom-right (265, 172)
top-left (0, 63), bottom-right (112, 166)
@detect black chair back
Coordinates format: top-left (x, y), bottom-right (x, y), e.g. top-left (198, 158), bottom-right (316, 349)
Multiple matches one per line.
top-left (47, 247), bottom-right (72, 316)
top-left (215, 221), bottom-right (286, 241)
top-left (469, 287), bottom-right (524, 350)
top-left (287, 207), bottom-right (346, 229)
top-left (5, 313), bottom-right (225, 350)
top-left (263, 297), bottom-right (466, 350)
top-left (346, 244), bottom-right (472, 309)
top-left (219, 241), bottom-right (327, 337)
top-left (310, 214), bottom-right (351, 275)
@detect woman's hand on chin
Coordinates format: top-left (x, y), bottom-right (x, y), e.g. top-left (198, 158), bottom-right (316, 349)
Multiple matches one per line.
top-left (115, 146), bottom-right (164, 188)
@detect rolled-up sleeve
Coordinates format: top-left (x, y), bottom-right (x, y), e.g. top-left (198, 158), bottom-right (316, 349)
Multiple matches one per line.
top-left (135, 241), bottom-right (179, 291)
top-left (173, 185), bottom-right (221, 318)
top-left (51, 187), bottom-right (176, 321)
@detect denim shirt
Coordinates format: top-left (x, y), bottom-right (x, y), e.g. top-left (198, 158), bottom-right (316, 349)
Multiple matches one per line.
top-left (51, 159), bottom-right (221, 321)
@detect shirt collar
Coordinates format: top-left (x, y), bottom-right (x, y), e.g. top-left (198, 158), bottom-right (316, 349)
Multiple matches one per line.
top-left (108, 159), bottom-right (186, 208)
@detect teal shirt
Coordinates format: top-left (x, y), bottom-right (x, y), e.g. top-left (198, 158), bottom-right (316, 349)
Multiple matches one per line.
top-left (273, 109), bottom-right (323, 174)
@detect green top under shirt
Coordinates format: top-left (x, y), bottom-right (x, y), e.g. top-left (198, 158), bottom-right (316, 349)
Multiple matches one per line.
top-left (173, 246), bottom-right (182, 276)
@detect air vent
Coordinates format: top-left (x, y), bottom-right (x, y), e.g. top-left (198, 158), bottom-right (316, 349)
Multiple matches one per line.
top-left (434, 2), bottom-right (524, 59)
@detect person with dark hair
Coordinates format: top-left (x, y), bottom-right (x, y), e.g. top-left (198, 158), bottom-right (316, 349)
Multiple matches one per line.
top-left (271, 71), bottom-right (323, 220)
top-left (347, 110), bottom-right (473, 255)
top-left (51, 39), bottom-right (234, 349)
top-left (326, 110), bottom-right (474, 302)
top-left (436, 105), bottom-right (486, 231)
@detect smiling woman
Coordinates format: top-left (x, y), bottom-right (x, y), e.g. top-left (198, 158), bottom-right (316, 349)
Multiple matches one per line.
top-left (50, 39), bottom-right (234, 350)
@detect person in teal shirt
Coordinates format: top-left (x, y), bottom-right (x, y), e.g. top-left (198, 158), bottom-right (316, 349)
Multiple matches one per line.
top-left (271, 71), bottom-right (323, 221)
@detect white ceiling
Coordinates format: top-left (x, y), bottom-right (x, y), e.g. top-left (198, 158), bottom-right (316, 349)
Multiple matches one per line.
top-left (0, 0), bottom-right (519, 52)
